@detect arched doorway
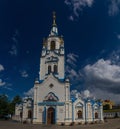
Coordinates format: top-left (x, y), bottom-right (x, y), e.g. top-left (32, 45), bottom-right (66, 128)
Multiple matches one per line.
top-left (95, 112), bottom-right (98, 119)
top-left (78, 110), bottom-right (82, 119)
top-left (28, 110), bottom-right (32, 119)
top-left (47, 107), bottom-right (55, 124)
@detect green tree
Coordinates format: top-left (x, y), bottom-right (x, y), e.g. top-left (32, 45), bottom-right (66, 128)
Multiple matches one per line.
top-left (9, 95), bottom-right (22, 115)
top-left (103, 104), bottom-right (110, 110)
top-left (0, 94), bottom-right (9, 117)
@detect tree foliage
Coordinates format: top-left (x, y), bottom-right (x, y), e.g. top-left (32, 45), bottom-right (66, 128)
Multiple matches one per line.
top-left (0, 94), bottom-right (9, 116)
top-left (0, 94), bottom-right (22, 118)
top-left (9, 95), bottom-right (22, 115)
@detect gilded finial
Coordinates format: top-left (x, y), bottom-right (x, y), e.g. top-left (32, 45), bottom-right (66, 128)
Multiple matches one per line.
top-left (53, 11), bottom-right (56, 26)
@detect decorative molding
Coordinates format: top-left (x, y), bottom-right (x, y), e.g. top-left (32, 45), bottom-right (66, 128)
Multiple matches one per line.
top-left (38, 102), bottom-right (64, 106)
top-left (44, 92), bottom-right (59, 101)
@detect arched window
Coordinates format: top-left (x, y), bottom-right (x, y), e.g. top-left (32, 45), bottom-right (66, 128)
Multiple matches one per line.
top-left (48, 65), bottom-right (51, 74)
top-left (95, 112), bottom-right (98, 119)
top-left (51, 41), bottom-right (55, 50)
top-left (54, 65), bottom-right (58, 74)
top-left (28, 110), bottom-right (32, 119)
top-left (20, 112), bottom-right (22, 118)
top-left (78, 110), bottom-right (82, 118)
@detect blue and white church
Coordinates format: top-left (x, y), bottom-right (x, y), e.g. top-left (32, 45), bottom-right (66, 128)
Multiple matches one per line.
top-left (14, 13), bottom-right (104, 125)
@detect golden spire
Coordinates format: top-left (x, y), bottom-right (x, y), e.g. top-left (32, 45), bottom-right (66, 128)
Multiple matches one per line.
top-left (53, 11), bottom-right (56, 26)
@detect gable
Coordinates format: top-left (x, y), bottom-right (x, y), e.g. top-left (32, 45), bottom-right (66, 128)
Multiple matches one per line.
top-left (73, 97), bottom-right (84, 106)
top-left (44, 92), bottom-right (59, 101)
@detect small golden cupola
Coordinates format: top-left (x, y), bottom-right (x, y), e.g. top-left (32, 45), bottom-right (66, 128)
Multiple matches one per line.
top-left (49, 12), bottom-right (58, 36)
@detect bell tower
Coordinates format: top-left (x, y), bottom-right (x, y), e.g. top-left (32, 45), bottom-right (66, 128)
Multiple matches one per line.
top-left (39, 12), bottom-right (65, 81)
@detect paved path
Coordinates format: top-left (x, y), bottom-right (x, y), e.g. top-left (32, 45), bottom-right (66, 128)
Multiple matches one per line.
top-left (0, 119), bottom-right (120, 129)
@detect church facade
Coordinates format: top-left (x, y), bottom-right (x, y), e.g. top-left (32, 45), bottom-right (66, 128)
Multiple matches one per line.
top-left (14, 13), bottom-right (104, 125)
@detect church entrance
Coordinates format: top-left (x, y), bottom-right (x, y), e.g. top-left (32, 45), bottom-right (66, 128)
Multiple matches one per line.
top-left (47, 107), bottom-right (55, 124)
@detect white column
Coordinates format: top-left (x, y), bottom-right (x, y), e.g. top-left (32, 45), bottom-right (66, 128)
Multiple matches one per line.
top-left (100, 105), bottom-right (104, 121)
top-left (33, 85), bottom-right (38, 122)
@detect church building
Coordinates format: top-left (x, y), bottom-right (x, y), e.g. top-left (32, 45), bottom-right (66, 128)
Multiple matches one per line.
top-left (14, 13), bottom-right (104, 125)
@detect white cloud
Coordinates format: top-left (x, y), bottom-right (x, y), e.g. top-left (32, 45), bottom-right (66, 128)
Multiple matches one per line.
top-left (9, 45), bottom-right (18, 56)
top-left (0, 64), bottom-right (4, 71)
top-left (84, 58), bottom-right (120, 94)
top-left (81, 50), bottom-right (120, 103)
top-left (66, 53), bottom-right (79, 71)
top-left (66, 53), bottom-right (82, 82)
top-left (24, 88), bottom-right (34, 98)
top-left (67, 53), bottom-right (79, 67)
top-left (109, 50), bottom-right (120, 65)
top-left (71, 90), bottom-right (81, 98)
top-left (71, 89), bottom-right (94, 99)
top-left (20, 70), bottom-right (29, 78)
top-left (67, 53), bottom-right (79, 62)
top-left (0, 79), bottom-right (6, 86)
top-left (84, 59), bottom-right (120, 82)
top-left (82, 89), bottom-right (91, 98)
top-left (108, 0), bottom-right (120, 16)
top-left (65, 0), bottom-right (94, 19)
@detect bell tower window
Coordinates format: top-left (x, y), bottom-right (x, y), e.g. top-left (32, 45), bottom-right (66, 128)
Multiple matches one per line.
top-left (54, 65), bottom-right (58, 74)
top-left (51, 41), bottom-right (55, 50)
top-left (48, 65), bottom-right (51, 74)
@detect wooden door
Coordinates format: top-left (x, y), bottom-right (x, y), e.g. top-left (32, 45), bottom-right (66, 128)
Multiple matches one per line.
top-left (47, 107), bottom-right (55, 124)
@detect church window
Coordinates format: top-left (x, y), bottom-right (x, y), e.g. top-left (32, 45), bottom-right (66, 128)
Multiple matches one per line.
top-left (48, 65), bottom-right (51, 74)
top-left (20, 112), bottom-right (22, 118)
top-left (51, 41), bottom-right (55, 50)
top-left (28, 110), bottom-right (32, 119)
top-left (49, 84), bottom-right (54, 88)
top-left (78, 110), bottom-right (82, 118)
top-left (95, 112), bottom-right (98, 119)
top-left (54, 65), bottom-right (58, 73)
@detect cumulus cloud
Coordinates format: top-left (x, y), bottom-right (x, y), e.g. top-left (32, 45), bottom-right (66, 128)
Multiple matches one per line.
top-left (0, 64), bottom-right (4, 71)
top-left (84, 58), bottom-right (120, 94)
top-left (24, 88), bottom-right (34, 98)
top-left (82, 89), bottom-right (91, 98)
top-left (108, 0), bottom-right (120, 16)
top-left (20, 70), bottom-right (29, 78)
top-left (71, 89), bottom-right (93, 99)
top-left (64, 0), bottom-right (94, 19)
top-left (80, 49), bottom-right (120, 103)
top-left (71, 89), bottom-right (79, 96)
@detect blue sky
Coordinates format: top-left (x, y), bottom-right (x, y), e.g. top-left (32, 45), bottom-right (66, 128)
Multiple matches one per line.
top-left (0, 0), bottom-right (120, 103)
